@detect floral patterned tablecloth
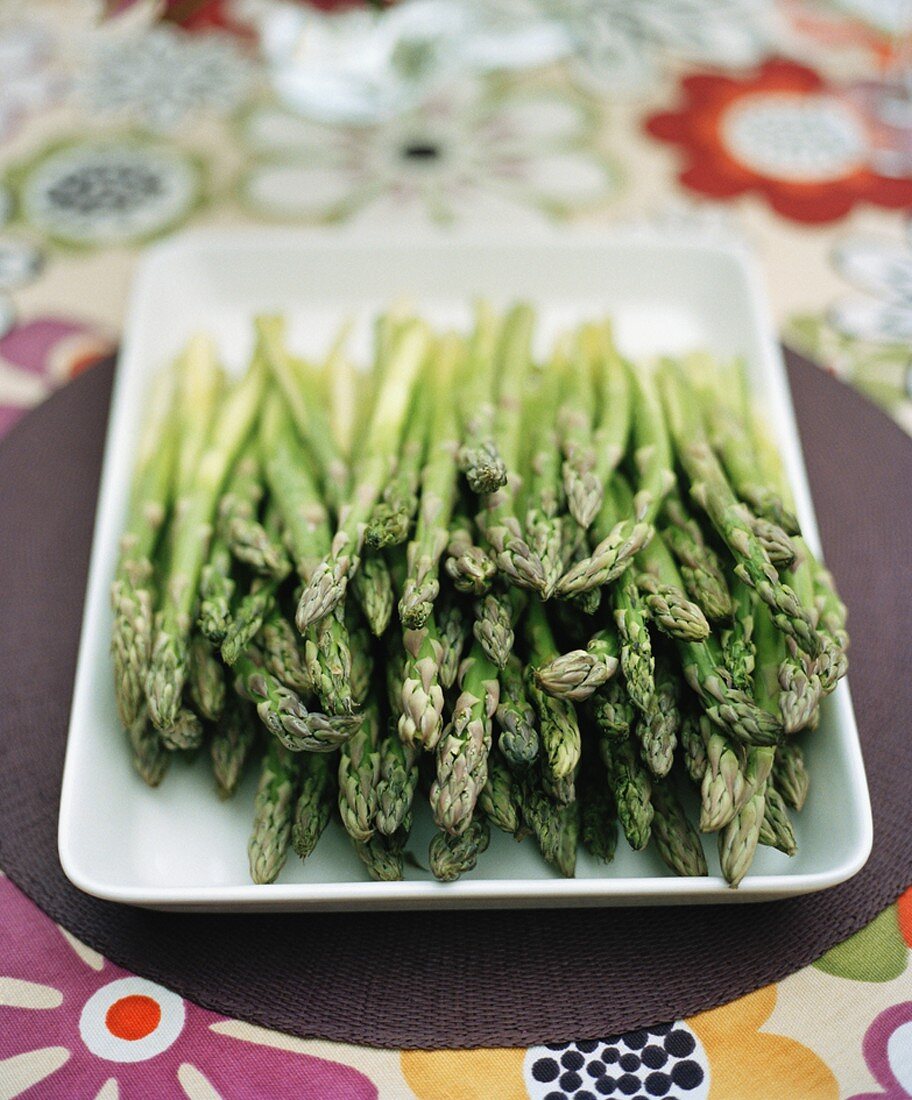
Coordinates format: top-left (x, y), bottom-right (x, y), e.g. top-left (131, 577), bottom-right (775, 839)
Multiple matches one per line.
top-left (1, 2), bottom-right (911, 1096)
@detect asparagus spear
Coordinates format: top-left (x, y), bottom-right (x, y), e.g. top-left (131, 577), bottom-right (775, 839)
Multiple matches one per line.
top-left (128, 707), bottom-right (170, 787)
top-left (429, 818), bottom-right (491, 881)
top-left (146, 354), bottom-right (267, 730)
top-left (479, 754), bottom-right (522, 835)
top-left (556, 339), bottom-right (603, 531)
top-left (591, 677), bottom-right (635, 742)
top-left (218, 452), bottom-right (290, 578)
top-left (697, 356), bottom-right (800, 535)
top-left (718, 745), bottom-right (775, 886)
top-left (521, 783), bottom-right (579, 877)
top-left (260, 612), bottom-right (311, 693)
top-left (809, 551), bottom-right (849, 693)
top-left (220, 576), bottom-right (279, 667)
top-left (660, 494), bottom-right (732, 621)
top-left (634, 532), bottom-right (711, 643)
top-left (658, 361), bottom-right (819, 658)
top-left (197, 537), bottom-right (235, 645)
top-left (679, 709), bottom-right (708, 784)
top-left (398, 335), bottom-right (464, 626)
top-left (248, 738), bottom-right (298, 884)
top-left (295, 320), bottom-right (429, 630)
top-left (234, 650), bottom-right (359, 751)
top-left (721, 580), bottom-right (756, 693)
top-left (476, 305), bottom-right (547, 592)
top-left (375, 728), bottom-right (419, 836)
top-left (111, 361), bottom-right (179, 728)
top-left (188, 632), bottom-right (225, 722)
top-left (773, 741), bottom-right (809, 811)
top-left (430, 640), bottom-right (499, 835)
top-left (436, 588), bottom-right (471, 690)
top-left (473, 586), bottom-right (523, 671)
top-left (338, 703), bottom-right (381, 843)
top-left (524, 361), bottom-right (567, 596)
top-left (526, 599), bottom-right (582, 783)
top-left (601, 733), bottom-right (653, 850)
top-left (291, 751), bottom-right (335, 860)
top-left (304, 605), bottom-right (355, 716)
top-left (399, 617), bottom-right (445, 749)
top-left (651, 781), bottom-right (708, 876)
top-left (586, 322), bottom-right (632, 502)
top-left (534, 628), bottom-right (620, 702)
top-left (365, 375), bottom-right (427, 549)
top-left (777, 542), bottom-right (823, 731)
top-left (444, 510), bottom-right (497, 596)
top-left (639, 655), bottom-right (680, 779)
top-left (680, 637), bottom-right (781, 747)
top-left (759, 783), bottom-right (797, 855)
top-left (354, 821), bottom-right (411, 881)
top-left (210, 696), bottom-right (256, 799)
top-left (580, 783), bottom-right (619, 864)
top-left (457, 302), bottom-right (507, 493)
top-left (160, 706), bottom-right (204, 751)
top-left (628, 363), bottom-right (676, 524)
top-left (495, 654), bottom-right (540, 769)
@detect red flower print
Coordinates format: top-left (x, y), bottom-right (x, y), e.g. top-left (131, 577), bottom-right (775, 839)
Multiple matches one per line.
top-left (0, 875), bottom-right (378, 1098)
top-left (645, 59), bottom-right (912, 224)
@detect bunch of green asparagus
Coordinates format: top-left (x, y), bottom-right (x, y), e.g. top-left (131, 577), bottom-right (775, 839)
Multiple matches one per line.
top-left (111, 305), bottom-right (848, 887)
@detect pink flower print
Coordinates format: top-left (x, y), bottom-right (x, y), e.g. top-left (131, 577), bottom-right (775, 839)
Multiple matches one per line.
top-left (0, 875), bottom-right (378, 1098)
top-left (849, 1001), bottom-right (912, 1100)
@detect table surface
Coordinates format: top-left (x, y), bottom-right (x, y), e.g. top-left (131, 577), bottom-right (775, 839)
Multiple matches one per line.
top-left (1, 2), bottom-right (911, 1097)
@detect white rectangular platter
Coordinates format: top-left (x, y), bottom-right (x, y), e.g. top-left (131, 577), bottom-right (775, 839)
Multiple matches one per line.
top-left (58, 228), bottom-right (872, 911)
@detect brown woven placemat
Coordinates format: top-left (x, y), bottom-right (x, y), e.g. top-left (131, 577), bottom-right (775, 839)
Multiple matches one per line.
top-left (0, 350), bottom-right (909, 1050)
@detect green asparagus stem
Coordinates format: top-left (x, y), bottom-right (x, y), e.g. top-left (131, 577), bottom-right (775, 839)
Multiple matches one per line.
top-left (248, 737), bottom-right (298, 884)
top-left (479, 754), bottom-right (522, 835)
top-left (759, 783), bottom-right (797, 855)
top-left (160, 706), bottom-right (204, 751)
top-left (586, 322), bottom-right (632, 501)
top-left (291, 752), bottom-right (335, 860)
top-left (524, 362), bottom-right (567, 596)
top-left (197, 537), bottom-right (236, 645)
top-left (557, 340), bottom-right (603, 531)
top-left (365, 378), bottom-right (427, 549)
top-left (658, 360), bottom-right (819, 658)
top-left (651, 781), bottom-right (708, 876)
top-left (397, 335), bottom-right (463, 626)
top-left (111, 361), bottom-right (180, 728)
top-left (128, 708), bottom-right (170, 787)
top-left (526, 600), bottom-right (582, 782)
top-left (679, 709), bottom-right (708, 784)
top-left (436, 589), bottom-right (471, 690)
top-left (218, 452), bottom-right (290, 578)
top-left (521, 783), bottom-right (579, 877)
top-left (354, 820), bottom-right (411, 881)
top-left (580, 783), bottom-right (619, 864)
top-left (210, 696), bottom-right (256, 799)
top-left (721, 580), bottom-right (756, 693)
top-left (476, 304), bottom-right (547, 592)
top-left (234, 650), bottom-right (359, 751)
top-left (444, 511), bottom-right (497, 596)
top-left (773, 741), bottom-right (809, 811)
top-left (639, 656), bottom-right (680, 779)
top-left (188, 633), bottom-right (225, 722)
top-left (628, 363), bottom-right (676, 524)
top-left (220, 576), bottom-right (279, 666)
top-left (495, 654), bottom-right (540, 769)
top-left (699, 724), bottom-right (747, 832)
top-left (534, 628), bottom-right (620, 702)
top-left (351, 551), bottom-right (394, 636)
top-left (808, 549), bottom-right (849, 693)
top-left (260, 612), bottom-right (311, 693)
top-left (295, 320), bottom-right (430, 630)
top-left (304, 605), bottom-right (355, 715)
top-left (660, 495), bottom-right (732, 621)
top-left (337, 703), bottom-right (381, 843)
top-left (457, 303), bottom-right (507, 494)
top-left (429, 817), bottom-right (491, 881)
top-left (592, 677), bottom-right (635, 742)
top-left (718, 746), bottom-right (775, 886)
top-left (146, 354), bottom-right (267, 730)
top-left (375, 729), bottom-right (419, 836)
top-left (399, 617), bottom-right (445, 749)
top-left (633, 522), bottom-right (711, 643)
top-left (473, 586), bottom-right (523, 671)
top-left (430, 640), bottom-right (499, 835)
top-left (601, 734), bottom-right (654, 850)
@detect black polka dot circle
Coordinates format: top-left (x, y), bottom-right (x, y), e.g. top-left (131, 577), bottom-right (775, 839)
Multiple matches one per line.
top-left (524, 1023), bottom-right (709, 1100)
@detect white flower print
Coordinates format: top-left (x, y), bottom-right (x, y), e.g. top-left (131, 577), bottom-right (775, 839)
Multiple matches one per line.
top-left (830, 220), bottom-right (912, 343)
